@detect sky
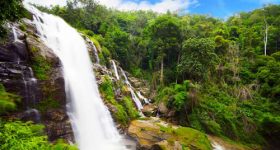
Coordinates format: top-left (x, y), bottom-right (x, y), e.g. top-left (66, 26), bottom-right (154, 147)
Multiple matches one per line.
top-left (24, 0), bottom-right (280, 18)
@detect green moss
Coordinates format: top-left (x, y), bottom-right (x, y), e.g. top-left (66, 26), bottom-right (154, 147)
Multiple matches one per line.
top-left (121, 96), bottom-right (140, 119)
top-left (30, 45), bottom-right (39, 53)
top-left (36, 97), bottom-right (60, 113)
top-left (114, 104), bottom-right (129, 125)
top-left (158, 125), bottom-right (212, 150)
top-left (19, 23), bottom-right (27, 32)
top-left (31, 56), bottom-right (51, 80)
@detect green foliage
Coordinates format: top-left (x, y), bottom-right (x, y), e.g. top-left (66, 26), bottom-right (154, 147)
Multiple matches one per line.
top-left (39, 2), bottom-right (280, 147)
top-left (0, 84), bottom-right (20, 115)
top-left (32, 55), bottom-right (52, 80)
top-left (99, 76), bottom-right (139, 126)
top-left (178, 38), bottom-right (218, 80)
top-left (0, 121), bottom-right (77, 150)
top-left (188, 84), bottom-right (279, 145)
top-left (36, 97), bottom-right (60, 113)
top-left (121, 97), bottom-right (139, 119)
top-left (0, 0), bottom-right (29, 39)
top-left (156, 80), bottom-right (192, 111)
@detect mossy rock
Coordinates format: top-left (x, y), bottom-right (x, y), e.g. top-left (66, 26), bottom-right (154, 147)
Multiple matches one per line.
top-left (128, 117), bottom-right (212, 150)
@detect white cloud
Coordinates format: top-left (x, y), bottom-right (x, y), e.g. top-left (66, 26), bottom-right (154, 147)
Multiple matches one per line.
top-left (24, 0), bottom-right (66, 6)
top-left (97, 0), bottom-right (198, 13)
top-left (24, 0), bottom-right (198, 13)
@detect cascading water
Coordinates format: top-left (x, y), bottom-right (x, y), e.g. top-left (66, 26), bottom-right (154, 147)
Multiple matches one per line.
top-left (24, 3), bottom-right (126, 150)
top-left (86, 37), bottom-right (100, 64)
top-left (111, 60), bottom-right (120, 80)
top-left (136, 91), bottom-right (150, 104)
top-left (22, 67), bottom-right (38, 107)
top-left (92, 42), bottom-right (100, 64)
top-left (12, 26), bottom-right (19, 42)
top-left (120, 68), bottom-right (143, 111)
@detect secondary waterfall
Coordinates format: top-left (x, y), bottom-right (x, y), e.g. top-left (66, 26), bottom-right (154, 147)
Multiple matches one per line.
top-left (120, 69), bottom-right (143, 110)
top-left (25, 4), bottom-right (126, 150)
top-left (111, 60), bottom-right (120, 80)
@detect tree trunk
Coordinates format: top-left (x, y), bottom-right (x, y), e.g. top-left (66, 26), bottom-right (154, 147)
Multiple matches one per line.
top-left (160, 58), bottom-right (164, 85)
top-left (264, 20), bottom-right (268, 56)
top-left (176, 54), bottom-right (180, 84)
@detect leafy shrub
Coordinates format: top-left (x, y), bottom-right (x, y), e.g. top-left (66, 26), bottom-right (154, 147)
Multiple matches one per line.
top-left (0, 84), bottom-right (20, 115)
top-left (156, 80), bottom-right (192, 111)
top-left (0, 121), bottom-right (77, 150)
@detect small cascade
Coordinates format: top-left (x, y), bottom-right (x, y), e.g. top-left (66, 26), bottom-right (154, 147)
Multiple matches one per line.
top-left (86, 38), bottom-right (100, 64)
top-left (111, 60), bottom-right (120, 80)
top-left (120, 68), bottom-right (143, 111)
top-left (12, 26), bottom-right (19, 42)
top-left (92, 42), bottom-right (100, 64)
top-left (136, 91), bottom-right (150, 104)
top-left (22, 67), bottom-right (39, 108)
top-left (212, 142), bottom-right (224, 150)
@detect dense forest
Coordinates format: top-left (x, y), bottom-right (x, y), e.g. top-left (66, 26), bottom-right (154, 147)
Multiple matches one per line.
top-left (39, 0), bottom-right (280, 147)
top-left (0, 0), bottom-right (280, 149)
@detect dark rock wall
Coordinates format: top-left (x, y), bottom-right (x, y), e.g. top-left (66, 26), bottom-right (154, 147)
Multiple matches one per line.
top-left (0, 20), bottom-right (74, 142)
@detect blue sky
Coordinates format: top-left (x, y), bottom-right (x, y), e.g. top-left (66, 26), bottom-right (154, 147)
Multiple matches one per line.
top-left (188, 0), bottom-right (280, 18)
top-left (25, 0), bottom-right (280, 18)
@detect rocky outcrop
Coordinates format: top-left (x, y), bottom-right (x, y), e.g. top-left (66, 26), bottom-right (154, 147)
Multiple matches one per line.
top-left (128, 117), bottom-right (212, 150)
top-left (0, 20), bottom-right (73, 142)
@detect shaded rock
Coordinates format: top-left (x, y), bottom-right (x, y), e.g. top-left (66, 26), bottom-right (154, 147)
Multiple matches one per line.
top-left (142, 104), bottom-right (157, 117)
top-left (128, 117), bottom-right (212, 150)
top-left (129, 77), bottom-right (143, 88)
top-left (158, 102), bottom-right (168, 115)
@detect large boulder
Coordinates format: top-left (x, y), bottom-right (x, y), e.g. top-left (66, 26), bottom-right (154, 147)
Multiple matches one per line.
top-left (128, 117), bottom-right (212, 150)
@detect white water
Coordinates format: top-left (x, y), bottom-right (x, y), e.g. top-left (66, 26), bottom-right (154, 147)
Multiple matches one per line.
top-left (212, 142), bottom-right (224, 150)
top-left (112, 60), bottom-right (120, 80)
top-left (87, 38), bottom-right (100, 64)
top-left (12, 26), bottom-right (18, 42)
top-left (25, 4), bottom-right (126, 150)
top-left (136, 91), bottom-right (150, 104)
top-left (120, 69), bottom-right (143, 110)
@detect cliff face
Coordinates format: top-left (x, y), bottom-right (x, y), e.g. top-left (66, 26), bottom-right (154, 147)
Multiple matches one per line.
top-left (0, 19), bottom-right (73, 142)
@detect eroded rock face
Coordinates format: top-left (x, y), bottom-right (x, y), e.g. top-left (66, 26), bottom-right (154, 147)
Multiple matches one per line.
top-left (0, 20), bottom-right (73, 143)
top-left (128, 117), bottom-right (212, 150)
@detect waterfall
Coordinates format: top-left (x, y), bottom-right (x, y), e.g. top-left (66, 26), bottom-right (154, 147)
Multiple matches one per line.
top-left (86, 38), bottom-right (100, 64)
top-left (111, 60), bottom-right (120, 80)
top-left (120, 69), bottom-right (143, 111)
top-left (24, 4), bottom-right (126, 150)
top-left (12, 26), bottom-right (18, 42)
top-left (92, 43), bottom-right (100, 64)
top-left (136, 91), bottom-right (150, 104)
top-left (22, 67), bottom-right (38, 107)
